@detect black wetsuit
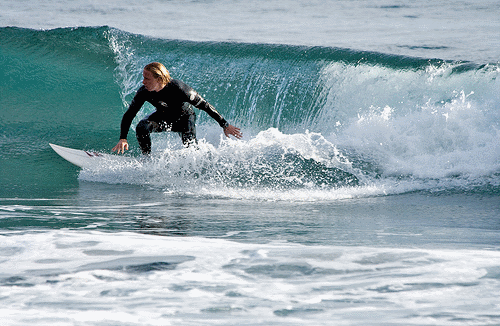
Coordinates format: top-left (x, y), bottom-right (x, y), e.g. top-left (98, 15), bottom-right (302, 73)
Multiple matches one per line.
top-left (119, 79), bottom-right (228, 154)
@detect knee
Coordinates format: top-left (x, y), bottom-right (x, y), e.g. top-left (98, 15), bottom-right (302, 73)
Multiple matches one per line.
top-left (136, 119), bottom-right (150, 136)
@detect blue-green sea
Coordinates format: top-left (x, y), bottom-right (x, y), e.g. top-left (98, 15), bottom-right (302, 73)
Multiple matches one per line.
top-left (1, 1), bottom-right (500, 325)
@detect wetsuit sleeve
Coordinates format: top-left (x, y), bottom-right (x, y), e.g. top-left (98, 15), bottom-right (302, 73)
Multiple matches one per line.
top-left (119, 87), bottom-right (146, 140)
top-left (177, 80), bottom-right (228, 128)
top-left (194, 97), bottom-right (229, 129)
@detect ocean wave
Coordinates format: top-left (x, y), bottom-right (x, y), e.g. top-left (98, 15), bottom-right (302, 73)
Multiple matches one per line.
top-left (1, 26), bottom-right (499, 198)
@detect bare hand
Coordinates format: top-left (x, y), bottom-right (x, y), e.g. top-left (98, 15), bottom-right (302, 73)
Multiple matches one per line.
top-left (223, 124), bottom-right (242, 139)
top-left (112, 139), bottom-right (129, 154)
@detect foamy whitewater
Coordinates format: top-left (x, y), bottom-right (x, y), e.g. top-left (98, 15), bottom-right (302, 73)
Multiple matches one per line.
top-left (1, 1), bottom-right (500, 325)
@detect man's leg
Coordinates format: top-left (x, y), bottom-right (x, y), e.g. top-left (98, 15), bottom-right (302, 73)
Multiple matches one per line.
top-left (178, 112), bottom-right (197, 147)
top-left (136, 117), bottom-right (165, 155)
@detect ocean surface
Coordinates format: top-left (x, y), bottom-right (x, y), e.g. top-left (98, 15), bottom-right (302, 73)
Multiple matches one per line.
top-left (1, 1), bottom-right (500, 325)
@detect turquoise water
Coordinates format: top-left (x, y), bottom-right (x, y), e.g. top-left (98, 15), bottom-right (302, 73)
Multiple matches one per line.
top-left (2, 26), bottom-right (499, 200)
top-left (1, 1), bottom-right (500, 324)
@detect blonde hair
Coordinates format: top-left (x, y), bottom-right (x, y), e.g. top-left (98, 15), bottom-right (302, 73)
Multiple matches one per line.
top-left (144, 62), bottom-right (171, 86)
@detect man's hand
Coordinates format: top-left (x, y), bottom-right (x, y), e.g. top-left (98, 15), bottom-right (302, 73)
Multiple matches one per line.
top-left (223, 124), bottom-right (243, 139)
top-left (112, 139), bottom-right (129, 154)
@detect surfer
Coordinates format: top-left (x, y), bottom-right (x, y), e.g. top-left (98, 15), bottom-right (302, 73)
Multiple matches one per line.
top-left (112, 62), bottom-right (242, 155)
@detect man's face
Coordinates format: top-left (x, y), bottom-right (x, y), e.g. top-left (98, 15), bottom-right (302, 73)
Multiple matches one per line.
top-left (143, 69), bottom-right (163, 92)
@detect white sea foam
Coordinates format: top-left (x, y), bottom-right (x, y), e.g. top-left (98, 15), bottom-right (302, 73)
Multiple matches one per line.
top-left (78, 111), bottom-right (500, 201)
top-left (317, 62), bottom-right (500, 184)
top-left (1, 230), bottom-right (499, 325)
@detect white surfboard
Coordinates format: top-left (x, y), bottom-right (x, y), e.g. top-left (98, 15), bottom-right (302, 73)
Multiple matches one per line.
top-left (49, 143), bottom-right (130, 169)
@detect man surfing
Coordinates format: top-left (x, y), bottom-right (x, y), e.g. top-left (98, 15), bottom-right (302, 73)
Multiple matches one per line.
top-left (112, 62), bottom-right (242, 155)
